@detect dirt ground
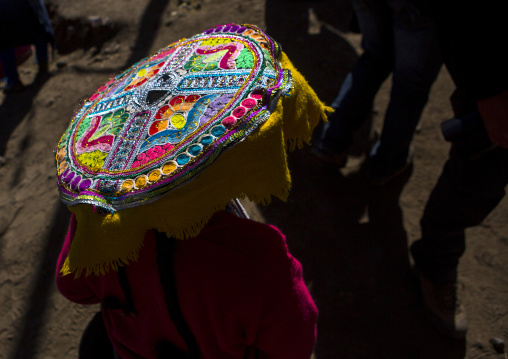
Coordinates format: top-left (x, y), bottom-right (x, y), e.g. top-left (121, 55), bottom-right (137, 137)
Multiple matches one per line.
top-left (1, 0), bottom-right (507, 358)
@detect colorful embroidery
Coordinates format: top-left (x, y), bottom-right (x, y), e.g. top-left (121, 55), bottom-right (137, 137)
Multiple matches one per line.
top-left (123, 60), bottom-right (166, 92)
top-left (56, 24), bottom-right (293, 211)
top-left (77, 150), bottom-right (108, 171)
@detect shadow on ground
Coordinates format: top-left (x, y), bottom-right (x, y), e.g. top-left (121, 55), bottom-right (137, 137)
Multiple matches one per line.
top-left (8, 202), bottom-right (70, 359)
top-left (0, 76), bottom-right (50, 158)
top-left (264, 0), bottom-right (466, 357)
top-left (260, 148), bottom-right (466, 358)
top-left (265, 0), bottom-right (356, 105)
top-left (2, 1), bottom-right (170, 357)
top-left (52, 0), bottom-right (170, 76)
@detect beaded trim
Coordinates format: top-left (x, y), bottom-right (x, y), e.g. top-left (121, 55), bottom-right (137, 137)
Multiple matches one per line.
top-left (55, 24), bottom-right (293, 212)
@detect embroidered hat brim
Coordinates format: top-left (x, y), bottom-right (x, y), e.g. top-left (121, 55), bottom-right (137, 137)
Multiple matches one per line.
top-left (56, 24), bottom-right (332, 277)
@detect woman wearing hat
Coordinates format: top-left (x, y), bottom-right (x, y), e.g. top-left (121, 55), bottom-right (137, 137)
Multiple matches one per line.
top-left (55, 24), bottom-right (331, 359)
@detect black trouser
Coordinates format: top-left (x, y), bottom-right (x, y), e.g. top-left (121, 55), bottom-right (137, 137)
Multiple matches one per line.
top-left (411, 118), bottom-right (508, 284)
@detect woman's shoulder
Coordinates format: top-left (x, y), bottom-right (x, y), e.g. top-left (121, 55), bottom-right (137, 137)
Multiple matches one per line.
top-left (174, 210), bottom-right (291, 272)
top-left (200, 210), bottom-right (288, 251)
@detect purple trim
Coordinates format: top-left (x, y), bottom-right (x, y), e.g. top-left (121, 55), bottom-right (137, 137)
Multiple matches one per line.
top-left (265, 69), bottom-right (285, 101)
top-left (79, 179), bottom-right (92, 192)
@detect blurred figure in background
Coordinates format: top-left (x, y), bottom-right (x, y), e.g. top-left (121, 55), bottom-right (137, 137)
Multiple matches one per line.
top-left (0, 0), bottom-right (54, 92)
top-left (312, 0), bottom-right (442, 185)
top-left (411, 0), bottom-right (508, 339)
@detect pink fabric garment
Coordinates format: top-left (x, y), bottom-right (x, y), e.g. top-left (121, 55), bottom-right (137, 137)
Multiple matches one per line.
top-left (56, 211), bottom-right (318, 359)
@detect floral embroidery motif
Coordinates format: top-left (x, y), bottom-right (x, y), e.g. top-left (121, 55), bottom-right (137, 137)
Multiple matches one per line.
top-left (149, 95), bottom-right (201, 135)
top-left (139, 93), bottom-right (217, 153)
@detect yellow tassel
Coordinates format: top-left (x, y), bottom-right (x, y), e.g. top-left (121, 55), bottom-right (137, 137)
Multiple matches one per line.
top-left (59, 257), bottom-right (72, 276)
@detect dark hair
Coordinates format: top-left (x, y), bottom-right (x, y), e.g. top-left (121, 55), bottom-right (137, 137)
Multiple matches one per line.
top-left (109, 230), bottom-right (200, 359)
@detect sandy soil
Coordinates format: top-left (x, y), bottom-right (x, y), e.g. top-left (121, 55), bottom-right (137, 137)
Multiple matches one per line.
top-left (1, 0), bottom-right (507, 358)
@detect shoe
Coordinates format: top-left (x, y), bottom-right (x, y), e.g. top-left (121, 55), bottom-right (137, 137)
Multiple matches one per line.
top-left (310, 121), bottom-right (353, 168)
top-left (310, 142), bottom-right (348, 167)
top-left (364, 141), bottom-right (413, 186)
top-left (416, 268), bottom-right (468, 339)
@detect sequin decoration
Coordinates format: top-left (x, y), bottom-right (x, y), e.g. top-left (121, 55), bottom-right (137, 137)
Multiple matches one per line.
top-left (55, 24), bottom-right (293, 211)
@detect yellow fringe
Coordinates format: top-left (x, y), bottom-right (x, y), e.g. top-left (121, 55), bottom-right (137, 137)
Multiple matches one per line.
top-left (64, 52), bottom-right (332, 277)
top-left (279, 52), bottom-right (334, 150)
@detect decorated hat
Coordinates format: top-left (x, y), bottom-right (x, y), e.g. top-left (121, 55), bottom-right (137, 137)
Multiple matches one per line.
top-left (56, 24), bottom-right (332, 276)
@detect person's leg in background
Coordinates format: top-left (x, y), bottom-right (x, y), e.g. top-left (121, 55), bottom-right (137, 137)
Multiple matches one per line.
top-left (312, 0), bottom-right (394, 165)
top-left (0, 47), bottom-right (23, 91)
top-left (411, 122), bottom-right (508, 337)
top-left (366, 0), bottom-right (442, 184)
top-left (34, 34), bottom-right (49, 75)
